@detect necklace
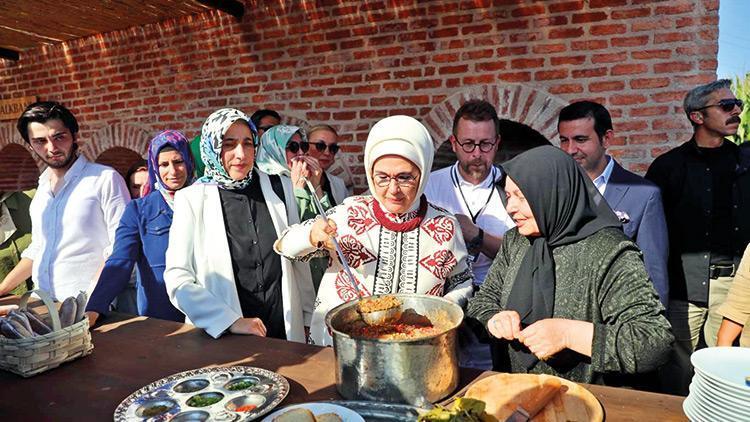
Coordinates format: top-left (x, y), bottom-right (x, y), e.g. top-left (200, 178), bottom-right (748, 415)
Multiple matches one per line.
top-left (371, 195), bottom-right (428, 232)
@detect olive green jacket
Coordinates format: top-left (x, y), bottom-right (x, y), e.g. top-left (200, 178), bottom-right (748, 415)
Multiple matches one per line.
top-left (467, 227), bottom-right (674, 384)
top-left (0, 190), bottom-right (35, 295)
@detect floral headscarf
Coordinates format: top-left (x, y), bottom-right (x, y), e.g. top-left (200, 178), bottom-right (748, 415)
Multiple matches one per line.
top-left (254, 125), bottom-right (306, 177)
top-left (197, 108), bottom-right (257, 190)
top-left (143, 130), bottom-right (194, 208)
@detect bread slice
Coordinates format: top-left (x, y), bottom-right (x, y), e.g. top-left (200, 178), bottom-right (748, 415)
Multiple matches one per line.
top-left (316, 413), bottom-right (343, 422)
top-left (272, 407), bottom-right (316, 422)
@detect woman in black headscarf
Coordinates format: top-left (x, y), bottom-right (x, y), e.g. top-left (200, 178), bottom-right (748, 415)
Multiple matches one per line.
top-left (467, 146), bottom-right (673, 384)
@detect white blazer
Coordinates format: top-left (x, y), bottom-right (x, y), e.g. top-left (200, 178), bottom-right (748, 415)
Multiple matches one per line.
top-left (327, 172), bottom-right (352, 205)
top-left (164, 172), bottom-right (314, 341)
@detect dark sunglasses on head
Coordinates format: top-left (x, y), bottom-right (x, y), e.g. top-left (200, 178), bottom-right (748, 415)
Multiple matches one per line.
top-left (286, 140), bottom-right (310, 154)
top-left (696, 98), bottom-right (744, 113)
top-left (310, 141), bottom-right (340, 154)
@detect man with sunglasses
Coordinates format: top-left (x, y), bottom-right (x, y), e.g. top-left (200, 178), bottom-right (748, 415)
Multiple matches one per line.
top-left (646, 79), bottom-right (750, 395)
top-left (424, 100), bottom-right (515, 370)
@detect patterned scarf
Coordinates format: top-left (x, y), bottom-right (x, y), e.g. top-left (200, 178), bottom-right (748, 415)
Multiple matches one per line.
top-left (197, 108), bottom-right (257, 190)
top-left (143, 130), bottom-right (195, 209)
top-left (255, 125), bottom-right (306, 177)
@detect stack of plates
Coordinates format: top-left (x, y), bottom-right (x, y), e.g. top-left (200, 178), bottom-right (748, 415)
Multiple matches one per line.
top-left (683, 347), bottom-right (750, 422)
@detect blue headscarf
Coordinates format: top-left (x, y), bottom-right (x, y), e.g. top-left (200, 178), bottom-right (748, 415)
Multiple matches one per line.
top-left (197, 108), bottom-right (257, 190)
top-left (255, 125), bottom-right (306, 177)
top-left (144, 130), bottom-right (194, 208)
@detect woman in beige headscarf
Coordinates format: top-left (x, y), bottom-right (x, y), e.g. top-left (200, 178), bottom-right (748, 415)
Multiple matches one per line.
top-left (275, 115), bottom-right (474, 345)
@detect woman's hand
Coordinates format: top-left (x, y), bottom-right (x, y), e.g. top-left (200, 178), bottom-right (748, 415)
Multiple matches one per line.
top-left (290, 156), bottom-right (323, 191)
top-left (229, 317), bottom-right (267, 336)
top-left (519, 318), bottom-right (593, 359)
top-left (487, 310), bottom-right (522, 340)
top-left (85, 311), bottom-right (100, 328)
top-left (309, 217), bottom-right (338, 251)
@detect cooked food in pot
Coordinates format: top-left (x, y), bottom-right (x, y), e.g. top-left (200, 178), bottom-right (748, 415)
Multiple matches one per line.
top-left (344, 308), bottom-right (451, 340)
top-left (357, 295), bottom-right (401, 313)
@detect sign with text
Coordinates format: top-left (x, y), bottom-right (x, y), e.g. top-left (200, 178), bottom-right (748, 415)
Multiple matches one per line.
top-left (0, 96), bottom-right (37, 120)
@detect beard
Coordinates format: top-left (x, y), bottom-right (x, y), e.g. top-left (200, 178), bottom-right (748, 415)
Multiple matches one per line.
top-left (40, 143), bottom-right (78, 169)
top-left (460, 158), bottom-right (490, 180)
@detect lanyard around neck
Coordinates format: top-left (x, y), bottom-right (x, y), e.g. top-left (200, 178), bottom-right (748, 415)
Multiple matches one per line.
top-left (451, 165), bottom-right (497, 224)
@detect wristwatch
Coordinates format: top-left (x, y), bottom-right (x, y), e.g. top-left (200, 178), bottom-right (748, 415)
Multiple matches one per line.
top-left (467, 228), bottom-right (484, 254)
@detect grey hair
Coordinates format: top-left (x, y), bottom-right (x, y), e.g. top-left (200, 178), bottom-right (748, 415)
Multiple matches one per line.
top-left (683, 79), bottom-right (732, 121)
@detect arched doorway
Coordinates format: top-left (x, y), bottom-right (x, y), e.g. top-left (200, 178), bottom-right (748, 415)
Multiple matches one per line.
top-left (95, 147), bottom-right (144, 179)
top-left (0, 143), bottom-right (40, 191)
top-left (433, 119), bottom-right (552, 170)
top-left (423, 83), bottom-right (568, 170)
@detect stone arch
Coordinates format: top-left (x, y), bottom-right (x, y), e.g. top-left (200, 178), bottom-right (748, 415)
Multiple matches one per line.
top-left (80, 123), bottom-right (152, 161)
top-left (0, 121), bottom-right (45, 170)
top-left (0, 143), bottom-right (40, 191)
top-left (95, 147), bottom-right (145, 179)
top-left (422, 83), bottom-right (569, 149)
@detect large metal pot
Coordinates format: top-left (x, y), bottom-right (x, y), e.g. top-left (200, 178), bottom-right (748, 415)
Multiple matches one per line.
top-left (325, 293), bottom-right (464, 407)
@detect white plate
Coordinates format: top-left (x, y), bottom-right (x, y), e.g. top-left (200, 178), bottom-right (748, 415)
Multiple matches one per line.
top-left (683, 395), bottom-right (714, 422)
top-left (262, 402), bottom-right (365, 422)
top-left (691, 376), bottom-right (750, 416)
top-left (687, 391), bottom-right (739, 421)
top-left (694, 367), bottom-right (750, 398)
top-left (691, 347), bottom-right (750, 391)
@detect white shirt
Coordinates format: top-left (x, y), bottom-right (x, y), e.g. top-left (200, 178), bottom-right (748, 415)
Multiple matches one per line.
top-left (424, 163), bottom-right (515, 284)
top-left (22, 155), bottom-right (129, 300)
top-left (592, 155), bottom-right (615, 195)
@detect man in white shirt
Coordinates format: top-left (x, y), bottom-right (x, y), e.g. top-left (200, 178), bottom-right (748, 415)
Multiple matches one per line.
top-left (0, 101), bottom-right (129, 300)
top-left (424, 99), bottom-right (515, 369)
top-left (558, 100), bottom-right (669, 307)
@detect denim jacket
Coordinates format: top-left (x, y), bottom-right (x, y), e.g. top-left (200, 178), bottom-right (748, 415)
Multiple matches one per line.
top-left (87, 191), bottom-right (183, 321)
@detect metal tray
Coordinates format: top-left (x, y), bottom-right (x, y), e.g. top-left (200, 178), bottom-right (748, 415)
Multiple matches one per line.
top-left (114, 366), bottom-right (289, 421)
top-left (328, 400), bottom-right (425, 421)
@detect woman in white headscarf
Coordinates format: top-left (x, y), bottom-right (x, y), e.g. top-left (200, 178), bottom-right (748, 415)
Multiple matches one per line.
top-left (164, 108), bottom-right (313, 342)
top-left (275, 115), bottom-right (474, 345)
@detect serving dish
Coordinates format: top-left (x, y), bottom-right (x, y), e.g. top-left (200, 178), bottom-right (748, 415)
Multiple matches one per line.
top-left (263, 402), bottom-right (365, 421)
top-left (114, 366), bottom-right (289, 421)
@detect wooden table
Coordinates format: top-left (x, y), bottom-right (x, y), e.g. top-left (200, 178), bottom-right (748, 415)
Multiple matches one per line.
top-left (0, 299), bottom-right (687, 421)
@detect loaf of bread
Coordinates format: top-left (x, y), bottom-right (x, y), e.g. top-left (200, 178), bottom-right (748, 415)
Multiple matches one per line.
top-left (272, 407), bottom-right (316, 422)
top-left (316, 413), bottom-right (343, 422)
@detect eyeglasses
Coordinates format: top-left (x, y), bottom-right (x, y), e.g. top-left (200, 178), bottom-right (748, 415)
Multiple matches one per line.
top-left (456, 139), bottom-right (497, 153)
top-left (310, 141), bottom-right (340, 154)
top-left (286, 141), bottom-right (310, 154)
top-left (373, 173), bottom-right (418, 188)
top-left (695, 99), bottom-right (744, 113)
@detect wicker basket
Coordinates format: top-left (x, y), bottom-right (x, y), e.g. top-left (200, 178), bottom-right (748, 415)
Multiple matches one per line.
top-left (0, 289), bottom-right (93, 377)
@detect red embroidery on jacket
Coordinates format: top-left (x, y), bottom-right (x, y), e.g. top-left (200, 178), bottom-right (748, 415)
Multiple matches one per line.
top-left (419, 250), bottom-right (457, 280)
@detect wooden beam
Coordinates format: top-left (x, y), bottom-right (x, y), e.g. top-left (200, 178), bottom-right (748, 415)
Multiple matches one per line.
top-left (0, 47), bottom-right (19, 61)
top-left (196, 0), bottom-right (244, 19)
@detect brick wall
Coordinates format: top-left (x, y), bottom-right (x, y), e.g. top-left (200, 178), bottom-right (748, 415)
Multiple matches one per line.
top-left (0, 0), bottom-right (719, 191)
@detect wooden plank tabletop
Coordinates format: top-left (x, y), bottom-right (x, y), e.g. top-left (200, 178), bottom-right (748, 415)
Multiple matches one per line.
top-left (0, 298), bottom-right (687, 421)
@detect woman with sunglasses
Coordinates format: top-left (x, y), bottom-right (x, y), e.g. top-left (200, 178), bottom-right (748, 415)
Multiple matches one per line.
top-left (275, 115), bottom-right (474, 346)
top-left (307, 125), bottom-right (351, 201)
top-left (86, 130), bottom-right (195, 325)
top-left (163, 109), bottom-right (313, 342)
